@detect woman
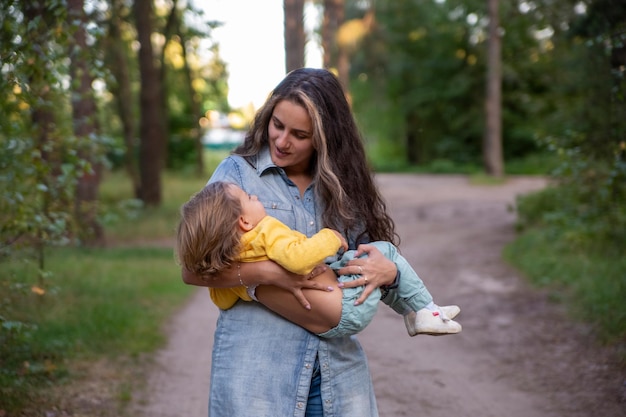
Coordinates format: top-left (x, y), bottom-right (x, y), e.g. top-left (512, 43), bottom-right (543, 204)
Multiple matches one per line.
top-left (182, 68), bottom-right (399, 417)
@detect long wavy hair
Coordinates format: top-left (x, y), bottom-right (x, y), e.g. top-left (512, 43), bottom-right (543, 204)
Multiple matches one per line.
top-left (234, 68), bottom-right (398, 245)
top-left (175, 182), bottom-right (242, 274)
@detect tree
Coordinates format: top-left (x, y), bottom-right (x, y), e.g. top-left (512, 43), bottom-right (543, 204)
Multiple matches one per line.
top-left (180, 29), bottom-right (206, 175)
top-left (322, 0), bottom-right (343, 70)
top-left (365, 0), bottom-right (486, 165)
top-left (67, 0), bottom-right (104, 245)
top-left (105, 0), bottom-right (140, 196)
top-left (483, 0), bottom-right (504, 176)
top-left (284, 0), bottom-right (306, 72)
top-left (134, 0), bottom-right (166, 206)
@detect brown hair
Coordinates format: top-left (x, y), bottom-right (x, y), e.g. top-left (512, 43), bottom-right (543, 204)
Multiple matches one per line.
top-left (175, 182), bottom-right (242, 275)
top-left (234, 68), bottom-right (398, 245)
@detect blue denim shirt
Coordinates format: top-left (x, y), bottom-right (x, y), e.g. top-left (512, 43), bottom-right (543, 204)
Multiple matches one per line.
top-left (207, 147), bottom-right (379, 417)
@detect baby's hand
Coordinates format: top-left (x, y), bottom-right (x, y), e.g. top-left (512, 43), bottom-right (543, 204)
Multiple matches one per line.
top-left (332, 230), bottom-right (349, 252)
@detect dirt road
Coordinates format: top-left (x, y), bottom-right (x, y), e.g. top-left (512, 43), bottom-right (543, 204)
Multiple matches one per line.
top-left (131, 174), bottom-right (625, 417)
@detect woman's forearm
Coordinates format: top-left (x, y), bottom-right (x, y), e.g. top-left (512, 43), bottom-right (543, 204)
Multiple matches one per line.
top-left (181, 260), bottom-right (284, 288)
top-left (181, 260), bottom-right (335, 310)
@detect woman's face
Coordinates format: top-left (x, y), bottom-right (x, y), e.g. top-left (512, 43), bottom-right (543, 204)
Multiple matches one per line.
top-left (268, 100), bottom-right (315, 176)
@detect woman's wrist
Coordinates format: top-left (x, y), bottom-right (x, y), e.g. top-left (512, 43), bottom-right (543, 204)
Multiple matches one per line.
top-left (237, 263), bottom-right (248, 288)
top-left (237, 260), bottom-right (279, 287)
top-left (382, 269), bottom-right (401, 290)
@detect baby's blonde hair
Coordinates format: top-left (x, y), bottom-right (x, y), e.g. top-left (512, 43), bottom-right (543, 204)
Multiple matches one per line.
top-left (175, 181), bottom-right (242, 275)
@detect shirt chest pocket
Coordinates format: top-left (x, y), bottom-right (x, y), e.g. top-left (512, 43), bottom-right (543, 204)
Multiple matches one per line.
top-left (262, 201), bottom-right (296, 229)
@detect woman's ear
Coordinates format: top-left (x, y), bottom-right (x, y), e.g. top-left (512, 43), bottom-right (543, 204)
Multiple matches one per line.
top-left (238, 216), bottom-right (254, 232)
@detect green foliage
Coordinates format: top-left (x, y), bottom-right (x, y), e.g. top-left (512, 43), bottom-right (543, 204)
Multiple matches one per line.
top-left (101, 151), bottom-right (226, 242)
top-left (0, 170), bottom-right (208, 413)
top-left (514, 0), bottom-right (626, 249)
top-left (0, 246), bottom-right (192, 413)
top-left (349, 0), bottom-right (590, 170)
top-left (504, 229), bottom-right (626, 345)
top-left (365, 0), bottom-right (486, 165)
top-left (509, 0), bottom-right (626, 340)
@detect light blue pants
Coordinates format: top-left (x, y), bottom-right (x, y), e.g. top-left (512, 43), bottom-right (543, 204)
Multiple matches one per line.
top-left (318, 241), bottom-right (433, 338)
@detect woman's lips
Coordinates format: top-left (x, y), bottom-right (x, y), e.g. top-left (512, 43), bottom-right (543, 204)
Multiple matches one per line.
top-left (274, 147), bottom-right (289, 158)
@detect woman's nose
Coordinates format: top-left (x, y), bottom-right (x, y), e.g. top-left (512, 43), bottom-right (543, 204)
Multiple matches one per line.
top-left (275, 130), bottom-right (289, 148)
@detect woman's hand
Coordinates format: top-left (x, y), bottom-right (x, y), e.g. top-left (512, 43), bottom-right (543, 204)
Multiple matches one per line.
top-left (335, 243), bottom-right (397, 306)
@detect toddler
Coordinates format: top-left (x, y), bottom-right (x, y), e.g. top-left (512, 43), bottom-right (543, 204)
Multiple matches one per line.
top-left (175, 181), bottom-right (462, 337)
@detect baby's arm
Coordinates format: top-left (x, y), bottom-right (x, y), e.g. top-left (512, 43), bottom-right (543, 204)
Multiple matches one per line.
top-left (261, 217), bottom-right (347, 274)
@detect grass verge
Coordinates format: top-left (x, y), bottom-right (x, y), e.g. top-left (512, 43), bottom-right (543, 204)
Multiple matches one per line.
top-left (1, 246), bottom-right (194, 414)
top-left (504, 229), bottom-right (626, 350)
top-left (0, 165), bottom-right (216, 415)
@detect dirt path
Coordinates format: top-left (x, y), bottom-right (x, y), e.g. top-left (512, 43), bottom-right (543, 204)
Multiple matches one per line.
top-left (131, 174), bottom-right (625, 417)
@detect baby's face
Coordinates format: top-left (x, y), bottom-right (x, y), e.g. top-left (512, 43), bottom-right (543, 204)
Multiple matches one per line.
top-left (229, 185), bottom-right (267, 228)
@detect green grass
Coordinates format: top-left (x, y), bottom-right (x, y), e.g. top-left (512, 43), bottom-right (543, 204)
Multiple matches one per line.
top-left (504, 229), bottom-right (626, 346)
top-left (101, 172), bottom-right (207, 241)
top-left (0, 246), bottom-right (193, 413)
top-left (101, 149), bottom-right (230, 242)
top-left (0, 163), bottom-right (225, 414)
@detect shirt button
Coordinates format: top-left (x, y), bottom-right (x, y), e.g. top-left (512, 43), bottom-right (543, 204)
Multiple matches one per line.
top-left (309, 221), bottom-right (314, 226)
top-left (322, 363), bottom-right (328, 369)
top-left (272, 203), bottom-right (277, 209)
top-left (297, 402), bottom-right (304, 409)
top-left (305, 363), bottom-right (311, 369)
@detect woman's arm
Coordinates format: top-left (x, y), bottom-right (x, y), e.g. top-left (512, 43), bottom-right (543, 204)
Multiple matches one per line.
top-left (181, 260), bottom-right (334, 309)
top-left (255, 268), bottom-right (343, 334)
top-left (335, 243), bottom-right (397, 305)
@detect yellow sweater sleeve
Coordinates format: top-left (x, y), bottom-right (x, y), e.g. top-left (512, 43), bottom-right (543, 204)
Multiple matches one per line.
top-left (249, 216), bottom-right (342, 275)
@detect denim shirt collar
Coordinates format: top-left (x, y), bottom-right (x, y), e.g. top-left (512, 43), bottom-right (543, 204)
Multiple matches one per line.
top-left (255, 146), bottom-right (301, 190)
top-left (255, 146), bottom-right (277, 176)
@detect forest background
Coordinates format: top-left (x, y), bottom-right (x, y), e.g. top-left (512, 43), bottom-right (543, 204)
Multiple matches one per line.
top-left (0, 0), bottom-right (624, 414)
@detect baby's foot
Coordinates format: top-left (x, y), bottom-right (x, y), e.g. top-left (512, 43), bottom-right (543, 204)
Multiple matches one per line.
top-left (403, 305), bottom-right (462, 336)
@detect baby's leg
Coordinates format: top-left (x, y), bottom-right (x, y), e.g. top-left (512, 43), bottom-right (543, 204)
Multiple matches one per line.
top-left (254, 268), bottom-right (343, 334)
top-left (371, 241), bottom-right (433, 314)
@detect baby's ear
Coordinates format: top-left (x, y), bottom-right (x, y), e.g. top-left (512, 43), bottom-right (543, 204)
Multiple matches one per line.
top-left (238, 216), bottom-right (254, 232)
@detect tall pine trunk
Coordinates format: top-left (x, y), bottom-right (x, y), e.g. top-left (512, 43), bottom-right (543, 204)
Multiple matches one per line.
top-left (67, 0), bottom-right (104, 246)
top-left (107, 0), bottom-right (140, 195)
top-left (284, 0), bottom-right (306, 72)
top-left (483, 0), bottom-right (504, 177)
top-left (134, 0), bottom-right (166, 206)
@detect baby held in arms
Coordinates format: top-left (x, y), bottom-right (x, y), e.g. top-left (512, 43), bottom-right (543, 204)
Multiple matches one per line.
top-left (175, 181), bottom-right (462, 338)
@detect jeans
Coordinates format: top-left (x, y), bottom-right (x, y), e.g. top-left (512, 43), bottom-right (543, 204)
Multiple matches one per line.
top-left (305, 358), bottom-right (323, 417)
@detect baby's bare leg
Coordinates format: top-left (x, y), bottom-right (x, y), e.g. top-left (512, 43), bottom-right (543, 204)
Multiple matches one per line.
top-left (255, 268), bottom-right (342, 334)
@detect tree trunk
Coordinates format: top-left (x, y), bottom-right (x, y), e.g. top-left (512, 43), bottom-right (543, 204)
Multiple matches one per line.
top-left (180, 31), bottom-right (205, 176)
top-left (322, 0), bottom-right (349, 91)
top-left (134, 0), bottom-right (166, 206)
top-left (107, 0), bottom-right (140, 196)
top-left (322, 0), bottom-right (343, 69)
top-left (159, 0), bottom-right (180, 167)
top-left (483, 0), bottom-right (504, 177)
top-left (406, 111), bottom-right (422, 164)
top-left (21, 3), bottom-right (60, 209)
top-left (67, 0), bottom-right (104, 246)
top-left (284, 0), bottom-right (306, 72)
